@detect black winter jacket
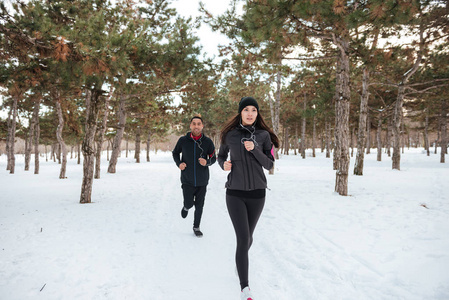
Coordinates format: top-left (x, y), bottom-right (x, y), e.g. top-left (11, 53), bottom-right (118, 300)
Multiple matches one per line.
top-left (217, 126), bottom-right (274, 191)
top-left (172, 132), bottom-right (216, 187)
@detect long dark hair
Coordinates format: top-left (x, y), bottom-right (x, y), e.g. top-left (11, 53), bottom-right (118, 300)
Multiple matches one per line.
top-left (220, 113), bottom-right (280, 148)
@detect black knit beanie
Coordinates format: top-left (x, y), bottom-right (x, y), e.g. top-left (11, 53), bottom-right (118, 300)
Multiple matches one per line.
top-left (238, 97), bottom-right (259, 114)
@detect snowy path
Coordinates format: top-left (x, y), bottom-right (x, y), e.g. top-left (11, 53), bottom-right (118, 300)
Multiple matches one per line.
top-left (1, 149), bottom-right (448, 300)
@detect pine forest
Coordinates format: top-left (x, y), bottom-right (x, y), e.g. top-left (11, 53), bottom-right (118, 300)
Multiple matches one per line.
top-left (1, 0), bottom-right (448, 202)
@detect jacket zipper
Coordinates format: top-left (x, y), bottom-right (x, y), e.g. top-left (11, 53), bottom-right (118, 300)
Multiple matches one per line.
top-left (193, 141), bottom-right (197, 186)
top-left (242, 130), bottom-right (252, 190)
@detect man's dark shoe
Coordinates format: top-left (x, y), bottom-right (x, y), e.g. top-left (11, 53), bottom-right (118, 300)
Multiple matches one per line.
top-left (193, 227), bottom-right (203, 238)
top-left (181, 207), bottom-right (188, 218)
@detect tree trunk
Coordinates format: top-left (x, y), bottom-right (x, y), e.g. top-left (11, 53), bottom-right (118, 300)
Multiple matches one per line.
top-left (283, 127), bottom-right (287, 153)
top-left (415, 132), bottom-right (419, 148)
top-left (135, 127), bottom-right (141, 163)
top-left (294, 123), bottom-right (298, 155)
top-left (55, 144), bottom-right (59, 163)
top-left (434, 138), bottom-right (438, 154)
top-left (274, 67), bottom-right (281, 160)
top-left (80, 88), bottom-right (102, 204)
top-left (312, 114), bottom-right (316, 157)
top-left (320, 134), bottom-right (324, 153)
top-left (55, 99), bottom-right (68, 179)
top-left (435, 127), bottom-right (439, 154)
top-left (107, 140), bottom-right (110, 161)
top-left (301, 94), bottom-right (306, 159)
top-left (441, 99), bottom-right (447, 163)
top-left (24, 119), bottom-right (32, 171)
top-left (354, 67), bottom-right (369, 175)
top-left (94, 89), bottom-right (112, 179)
top-left (392, 22), bottom-right (424, 170)
top-left (284, 126), bottom-right (289, 155)
top-left (366, 111), bottom-right (371, 154)
top-left (77, 142), bottom-right (81, 165)
top-left (95, 143), bottom-right (104, 176)
top-left (333, 73), bottom-right (340, 172)
top-left (59, 144), bottom-right (62, 164)
top-left (392, 87), bottom-right (405, 170)
top-left (108, 93), bottom-right (127, 173)
top-left (24, 128), bottom-right (30, 169)
top-left (350, 126), bottom-right (354, 157)
top-left (5, 105), bottom-right (12, 171)
top-left (33, 99), bottom-right (41, 174)
top-left (272, 69), bottom-right (281, 137)
top-left (50, 143), bottom-right (55, 162)
top-left (8, 95), bottom-right (19, 174)
top-left (424, 109), bottom-right (430, 156)
top-left (146, 130), bottom-right (151, 162)
top-left (377, 111), bottom-right (383, 162)
top-left (268, 64), bottom-right (282, 174)
top-left (385, 117), bottom-right (393, 157)
top-left (325, 118), bottom-right (331, 158)
top-left (126, 132), bottom-right (129, 158)
top-left (405, 123), bottom-right (409, 150)
top-left (334, 38), bottom-right (351, 196)
top-left (26, 97), bottom-right (40, 173)
top-left (55, 143), bottom-right (60, 164)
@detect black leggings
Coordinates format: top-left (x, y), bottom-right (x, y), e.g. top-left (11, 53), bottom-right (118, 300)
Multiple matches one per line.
top-left (226, 194), bottom-right (265, 290)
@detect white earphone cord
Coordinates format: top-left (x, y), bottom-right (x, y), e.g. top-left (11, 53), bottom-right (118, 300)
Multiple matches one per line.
top-left (194, 139), bottom-right (204, 157)
top-left (240, 123), bottom-right (258, 147)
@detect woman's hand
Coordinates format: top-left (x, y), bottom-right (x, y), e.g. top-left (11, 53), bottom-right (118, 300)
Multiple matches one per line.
top-left (244, 141), bottom-right (254, 151)
top-left (179, 162), bottom-right (186, 170)
top-left (224, 160), bottom-right (232, 171)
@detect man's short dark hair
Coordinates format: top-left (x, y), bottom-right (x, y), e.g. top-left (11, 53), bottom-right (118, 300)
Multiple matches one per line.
top-left (190, 115), bottom-right (203, 123)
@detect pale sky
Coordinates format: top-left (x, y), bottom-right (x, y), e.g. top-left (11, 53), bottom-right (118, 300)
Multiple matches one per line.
top-left (172, 0), bottom-right (238, 59)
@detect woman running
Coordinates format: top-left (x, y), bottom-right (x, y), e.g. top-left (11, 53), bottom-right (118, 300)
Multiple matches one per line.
top-left (217, 96), bottom-right (279, 300)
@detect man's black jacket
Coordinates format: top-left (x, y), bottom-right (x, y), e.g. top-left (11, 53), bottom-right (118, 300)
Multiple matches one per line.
top-left (172, 132), bottom-right (216, 187)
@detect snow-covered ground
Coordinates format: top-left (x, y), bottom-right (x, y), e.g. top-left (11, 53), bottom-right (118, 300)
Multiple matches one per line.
top-left (1, 148), bottom-right (448, 300)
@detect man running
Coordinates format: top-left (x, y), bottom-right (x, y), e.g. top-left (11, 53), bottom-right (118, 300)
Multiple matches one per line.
top-left (172, 115), bottom-right (216, 237)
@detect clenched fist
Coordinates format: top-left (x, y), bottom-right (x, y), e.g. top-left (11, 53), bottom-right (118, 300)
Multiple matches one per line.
top-left (224, 160), bottom-right (232, 171)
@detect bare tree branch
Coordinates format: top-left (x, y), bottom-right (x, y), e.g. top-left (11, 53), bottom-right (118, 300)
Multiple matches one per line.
top-left (405, 83), bottom-right (449, 95)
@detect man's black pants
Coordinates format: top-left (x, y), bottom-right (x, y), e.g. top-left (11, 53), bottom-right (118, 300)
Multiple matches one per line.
top-left (182, 184), bottom-right (207, 228)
